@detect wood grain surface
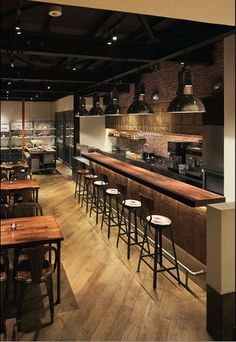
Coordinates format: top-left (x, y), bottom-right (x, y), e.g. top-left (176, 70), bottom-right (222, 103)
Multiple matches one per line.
top-left (0, 162), bottom-right (29, 170)
top-left (82, 152), bottom-right (225, 207)
top-left (0, 179), bottom-right (40, 191)
top-left (0, 215), bottom-right (63, 248)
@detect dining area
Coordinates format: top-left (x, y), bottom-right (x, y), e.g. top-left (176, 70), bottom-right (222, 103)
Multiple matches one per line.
top-left (0, 162), bottom-right (64, 340)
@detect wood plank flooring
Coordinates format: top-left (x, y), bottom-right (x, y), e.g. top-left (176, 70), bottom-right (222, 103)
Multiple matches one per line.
top-left (5, 162), bottom-right (212, 341)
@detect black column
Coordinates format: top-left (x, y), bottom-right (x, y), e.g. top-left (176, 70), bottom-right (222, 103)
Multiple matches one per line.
top-left (73, 91), bottom-right (80, 156)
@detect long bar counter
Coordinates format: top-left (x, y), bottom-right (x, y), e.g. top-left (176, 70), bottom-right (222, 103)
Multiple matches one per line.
top-left (82, 152), bottom-right (225, 208)
top-left (81, 152), bottom-right (225, 265)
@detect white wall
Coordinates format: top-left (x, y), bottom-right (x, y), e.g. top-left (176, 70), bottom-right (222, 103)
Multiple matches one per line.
top-left (224, 35), bottom-right (235, 202)
top-left (53, 95), bottom-right (74, 112)
top-left (0, 100), bottom-right (54, 122)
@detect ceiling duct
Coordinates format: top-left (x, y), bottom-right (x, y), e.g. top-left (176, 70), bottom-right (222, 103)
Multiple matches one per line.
top-left (168, 65), bottom-right (206, 113)
top-left (127, 82), bottom-right (153, 115)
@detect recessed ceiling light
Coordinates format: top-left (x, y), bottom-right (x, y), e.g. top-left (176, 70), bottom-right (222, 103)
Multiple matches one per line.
top-left (107, 40), bottom-right (112, 46)
top-left (30, 97), bottom-right (33, 100)
top-left (112, 35), bottom-right (118, 41)
top-left (47, 86), bottom-right (51, 89)
top-left (72, 67), bottom-right (77, 71)
top-left (7, 81), bottom-right (11, 85)
top-left (35, 94), bottom-right (39, 98)
top-left (15, 25), bottom-right (20, 30)
top-left (16, 30), bottom-right (21, 35)
top-left (49, 5), bottom-right (62, 17)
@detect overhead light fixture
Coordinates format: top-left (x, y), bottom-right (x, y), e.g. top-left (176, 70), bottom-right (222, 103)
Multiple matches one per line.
top-left (35, 94), bottom-right (39, 98)
top-left (10, 57), bottom-right (15, 68)
top-left (16, 30), bottom-right (21, 35)
top-left (168, 65), bottom-right (206, 113)
top-left (7, 81), bottom-right (11, 85)
top-left (30, 97), bottom-right (33, 101)
top-left (75, 97), bottom-right (89, 117)
top-left (89, 95), bottom-right (104, 116)
top-left (127, 82), bottom-right (153, 115)
top-left (112, 35), bottom-right (118, 41)
top-left (47, 85), bottom-right (51, 90)
top-left (49, 5), bottom-right (62, 17)
top-left (104, 87), bottom-right (122, 116)
top-left (72, 67), bottom-right (77, 71)
top-left (107, 40), bottom-right (112, 46)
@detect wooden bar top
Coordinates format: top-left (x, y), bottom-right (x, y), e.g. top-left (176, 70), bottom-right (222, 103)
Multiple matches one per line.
top-left (0, 179), bottom-right (40, 191)
top-left (0, 215), bottom-right (64, 248)
top-left (0, 162), bottom-right (29, 170)
top-left (82, 152), bottom-right (225, 207)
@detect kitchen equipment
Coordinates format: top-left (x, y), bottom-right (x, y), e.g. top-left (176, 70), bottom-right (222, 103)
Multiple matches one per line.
top-left (168, 141), bottom-right (191, 171)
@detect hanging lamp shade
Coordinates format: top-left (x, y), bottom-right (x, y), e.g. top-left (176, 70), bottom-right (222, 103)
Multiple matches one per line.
top-left (168, 65), bottom-right (206, 113)
top-left (104, 88), bottom-right (122, 116)
top-left (127, 82), bottom-right (153, 115)
top-left (89, 95), bottom-right (104, 116)
top-left (75, 97), bottom-right (89, 117)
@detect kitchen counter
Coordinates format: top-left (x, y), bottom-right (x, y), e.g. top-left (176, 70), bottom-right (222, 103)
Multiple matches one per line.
top-left (82, 152), bottom-right (225, 207)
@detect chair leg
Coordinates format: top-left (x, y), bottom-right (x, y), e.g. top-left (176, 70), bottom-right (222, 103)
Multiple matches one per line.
top-left (107, 196), bottom-right (112, 239)
top-left (74, 173), bottom-right (78, 199)
top-left (44, 276), bottom-right (54, 324)
top-left (89, 185), bottom-right (95, 217)
top-left (78, 174), bottom-right (82, 204)
top-left (116, 204), bottom-right (125, 248)
top-left (16, 282), bottom-right (26, 331)
top-left (127, 210), bottom-right (131, 260)
top-left (153, 229), bottom-right (158, 290)
top-left (101, 193), bottom-right (106, 230)
top-left (134, 211), bottom-right (138, 243)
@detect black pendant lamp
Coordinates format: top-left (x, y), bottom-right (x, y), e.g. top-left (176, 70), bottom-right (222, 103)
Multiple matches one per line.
top-left (104, 87), bottom-right (122, 116)
top-left (127, 82), bottom-right (153, 115)
top-left (168, 65), bottom-right (206, 113)
top-left (75, 96), bottom-right (89, 117)
top-left (89, 95), bottom-right (104, 116)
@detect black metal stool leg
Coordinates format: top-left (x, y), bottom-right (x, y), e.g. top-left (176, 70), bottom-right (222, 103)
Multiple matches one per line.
top-left (117, 204), bottom-right (125, 247)
top-left (137, 221), bottom-right (148, 272)
top-left (170, 226), bottom-right (181, 284)
top-left (74, 173), bottom-right (79, 199)
top-left (107, 196), bottom-right (112, 238)
top-left (134, 210), bottom-right (138, 243)
top-left (127, 210), bottom-right (131, 260)
top-left (153, 228), bottom-right (159, 290)
top-left (77, 173), bottom-right (82, 203)
top-left (159, 229), bottom-right (163, 267)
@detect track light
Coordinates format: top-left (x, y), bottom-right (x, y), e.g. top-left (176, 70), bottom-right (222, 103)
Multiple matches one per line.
top-left (10, 57), bottom-right (15, 68)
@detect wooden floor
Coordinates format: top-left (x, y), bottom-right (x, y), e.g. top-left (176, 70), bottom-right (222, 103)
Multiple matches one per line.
top-left (5, 162), bottom-right (212, 341)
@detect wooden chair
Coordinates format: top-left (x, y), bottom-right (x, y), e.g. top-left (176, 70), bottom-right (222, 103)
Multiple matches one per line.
top-left (12, 202), bottom-right (43, 218)
top-left (13, 188), bottom-right (36, 204)
top-left (9, 166), bottom-right (31, 181)
top-left (0, 204), bottom-right (9, 219)
top-left (0, 251), bottom-right (9, 339)
top-left (13, 245), bottom-right (58, 331)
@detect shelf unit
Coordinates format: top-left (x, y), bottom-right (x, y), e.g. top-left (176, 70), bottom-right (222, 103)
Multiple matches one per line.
top-left (0, 120), bottom-right (56, 162)
top-left (55, 111), bottom-right (74, 166)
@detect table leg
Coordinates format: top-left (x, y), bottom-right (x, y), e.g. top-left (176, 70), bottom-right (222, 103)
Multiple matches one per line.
top-left (56, 241), bottom-right (61, 304)
top-left (36, 189), bottom-right (38, 203)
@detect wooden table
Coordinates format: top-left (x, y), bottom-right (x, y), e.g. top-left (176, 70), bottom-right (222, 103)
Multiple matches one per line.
top-left (1, 179), bottom-right (40, 202)
top-left (0, 215), bottom-right (64, 304)
top-left (0, 162), bottom-right (29, 180)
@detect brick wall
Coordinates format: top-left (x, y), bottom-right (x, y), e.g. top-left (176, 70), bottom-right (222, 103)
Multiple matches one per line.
top-left (105, 40), bottom-right (223, 137)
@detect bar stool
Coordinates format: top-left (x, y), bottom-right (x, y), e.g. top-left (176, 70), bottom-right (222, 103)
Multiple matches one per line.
top-left (81, 168), bottom-right (98, 212)
top-left (117, 193), bottom-right (142, 260)
top-left (74, 162), bottom-right (89, 203)
top-left (137, 193), bottom-right (181, 289)
top-left (89, 174), bottom-right (108, 224)
top-left (101, 183), bottom-right (127, 238)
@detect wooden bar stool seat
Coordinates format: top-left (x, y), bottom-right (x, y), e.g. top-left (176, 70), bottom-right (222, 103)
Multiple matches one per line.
top-left (89, 174), bottom-right (108, 224)
top-left (81, 169), bottom-right (98, 212)
top-left (117, 198), bottom-right (142, 259)
top-left (137, 193), bottom-right (181, 289)
top-left (74, 162), bottom-right (89, 203)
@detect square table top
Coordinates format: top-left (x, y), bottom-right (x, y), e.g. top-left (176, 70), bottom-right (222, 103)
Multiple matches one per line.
top-left (0, 179), bottom-right (40, 191)
top-left (0, 215), bottom-right (64, 248)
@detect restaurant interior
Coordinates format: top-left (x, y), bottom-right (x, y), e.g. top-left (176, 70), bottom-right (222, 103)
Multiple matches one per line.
top-left (0, 0), bottom-right (235, 341)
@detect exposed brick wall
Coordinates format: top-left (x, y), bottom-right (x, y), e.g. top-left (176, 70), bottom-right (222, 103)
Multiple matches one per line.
top-left (105, 40), bottom-right (223, 137)
top-left (113, 132), bottom-right (201, 158)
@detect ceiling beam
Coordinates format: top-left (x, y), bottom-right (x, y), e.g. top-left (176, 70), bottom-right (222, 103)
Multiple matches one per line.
top-left (136, 15), bottom-right (160, 43)
top-left (0, 65), bottom-right (140, 83)
top-left (81, 26), bottom-right (234, 93)
top-left (1, 2), bottom-right (45, 18)
top-left (1, 30), bottom-right (159, 63)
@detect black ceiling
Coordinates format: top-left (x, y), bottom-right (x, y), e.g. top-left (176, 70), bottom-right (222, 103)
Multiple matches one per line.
top-left (0, 0), bottom-right (234, 101)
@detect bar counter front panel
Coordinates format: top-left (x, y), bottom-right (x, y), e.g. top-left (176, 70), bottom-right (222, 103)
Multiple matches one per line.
top-left (82, 152), bottom-right (225, 264)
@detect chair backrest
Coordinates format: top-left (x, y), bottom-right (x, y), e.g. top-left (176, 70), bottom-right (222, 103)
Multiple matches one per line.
top-left (13, 188), bottom-right (35, 204)
top-left (139, 193), bottom-right (154, 222)
top-left (79, 162), bottom-right (87, 171)
top-left (0, 204), bottom-right (9, 219)
top-left (15, 245), bottom-right (55, 283)
top-left (12, 202), bottom-right (43, 218)
top-left (101, 173), bottom-right (108, 184)
top-left (10, 166), bottom-right (30, 180)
